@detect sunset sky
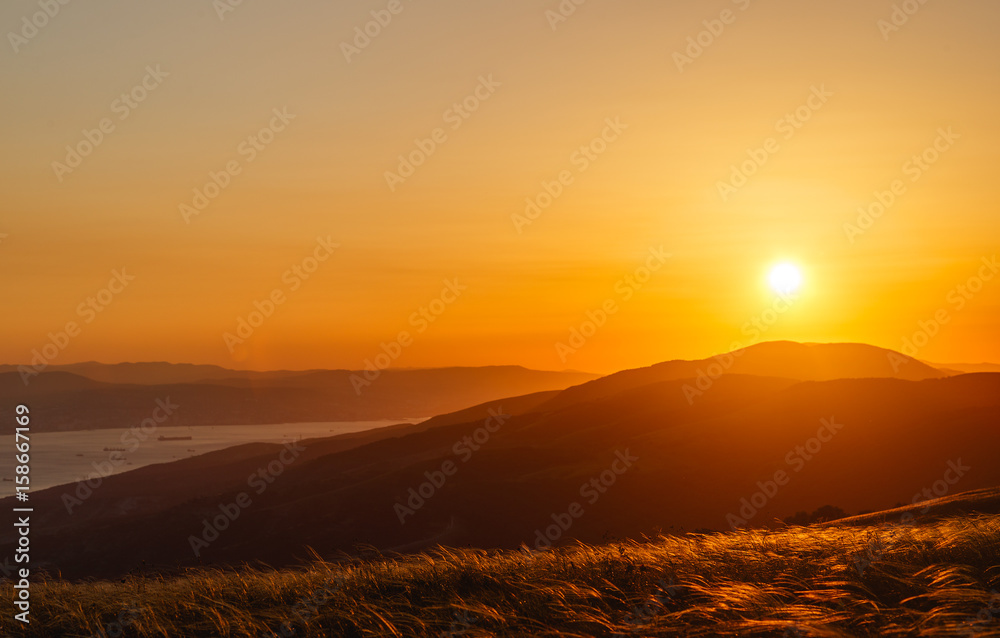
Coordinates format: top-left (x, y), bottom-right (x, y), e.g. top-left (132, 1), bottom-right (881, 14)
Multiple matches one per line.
top-left (3, 0), bottom-right (999, 373)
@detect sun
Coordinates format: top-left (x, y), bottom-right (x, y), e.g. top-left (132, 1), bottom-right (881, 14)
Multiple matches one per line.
top-left (768, 263), bottom-right (803, 296)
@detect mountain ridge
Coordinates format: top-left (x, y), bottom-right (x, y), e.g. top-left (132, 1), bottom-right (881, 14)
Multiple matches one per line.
top-left (6, 366), bottom-right (997, 579)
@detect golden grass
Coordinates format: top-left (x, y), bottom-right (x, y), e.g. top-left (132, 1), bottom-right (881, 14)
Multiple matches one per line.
top-left (2, 515), bottom-right (999, 637)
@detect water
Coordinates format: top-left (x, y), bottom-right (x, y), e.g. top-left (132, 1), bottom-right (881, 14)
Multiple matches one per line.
top-left (0, 419), bottom-right (423, 497)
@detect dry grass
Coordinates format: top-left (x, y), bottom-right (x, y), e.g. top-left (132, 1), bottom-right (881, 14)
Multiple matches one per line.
top-left (3, 515), bottom-right (999, 637)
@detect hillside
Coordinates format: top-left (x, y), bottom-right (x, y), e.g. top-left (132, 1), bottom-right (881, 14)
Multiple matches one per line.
top-left (5, 343), bottom-right (998, 579)
top-left (2, 512), bottom-right (998, 637)
top-left (540, 340), bottom-right (945, 411)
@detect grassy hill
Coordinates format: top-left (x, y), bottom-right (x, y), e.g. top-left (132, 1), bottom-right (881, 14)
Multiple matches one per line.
top-left (2, 514), bottom-right (998, 637)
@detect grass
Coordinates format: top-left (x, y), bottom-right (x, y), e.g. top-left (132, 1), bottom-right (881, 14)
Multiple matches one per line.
top-left (2, 515), bottom-right (999, 637)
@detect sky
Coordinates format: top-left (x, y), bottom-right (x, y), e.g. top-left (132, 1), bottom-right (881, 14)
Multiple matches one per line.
top-left (2, 0), bottom-right (999, 374)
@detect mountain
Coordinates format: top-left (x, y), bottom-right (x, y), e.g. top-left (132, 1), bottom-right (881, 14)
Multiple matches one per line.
top-left (0, 361), bottom-right (285, 385)
top-left (5, 343), bottom-right (997, 580)
top-left (540, 341), bottom-right (945, 411)
top-left (925, 361), bottom-right (1000, 375)
top-left (0, 366), bottom-right (600, 432)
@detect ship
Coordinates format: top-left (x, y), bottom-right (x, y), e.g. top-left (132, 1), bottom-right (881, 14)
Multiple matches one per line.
top-left (158, 435), bottom-right (193, 441)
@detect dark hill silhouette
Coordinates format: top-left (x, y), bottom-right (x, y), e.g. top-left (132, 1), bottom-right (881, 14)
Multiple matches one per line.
top-left (6, 358), bottom-right (997, 579)
top-left (537, 341), bottom-right (945, 412)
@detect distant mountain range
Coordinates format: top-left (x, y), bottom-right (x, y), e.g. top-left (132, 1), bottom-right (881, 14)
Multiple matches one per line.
top-left (925, 361), bottom-right (1000, 374)
top-left (0, 361), bottom-right (292, 386)
top-left (5, 341), bottom-right (998, 579)
top-left (0, 365), bottom-right (600, 432)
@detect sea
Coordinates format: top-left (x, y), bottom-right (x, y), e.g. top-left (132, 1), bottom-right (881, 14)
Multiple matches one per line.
top-left (0, 419), bottom-right (424, 497)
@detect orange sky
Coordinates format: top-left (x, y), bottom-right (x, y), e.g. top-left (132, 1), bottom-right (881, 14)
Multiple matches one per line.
top-left (2, 0), bottom-right (999, 373)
